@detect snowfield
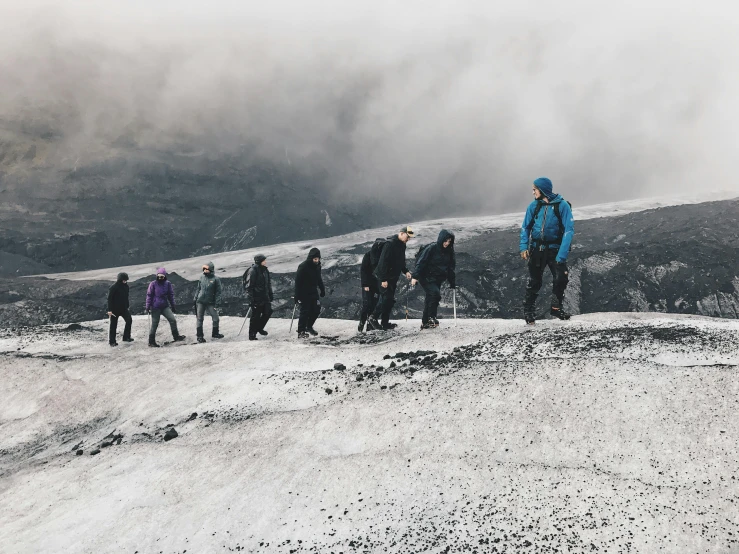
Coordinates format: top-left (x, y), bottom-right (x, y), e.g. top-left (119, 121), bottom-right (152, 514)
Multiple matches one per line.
top-left (40, 191), bottom-right (739, 281)
top-left (1, 313), bottom-right (738, 553)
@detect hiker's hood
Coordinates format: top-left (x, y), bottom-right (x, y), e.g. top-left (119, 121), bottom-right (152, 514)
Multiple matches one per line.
top-left (437, 229), bottom-right (455, 249)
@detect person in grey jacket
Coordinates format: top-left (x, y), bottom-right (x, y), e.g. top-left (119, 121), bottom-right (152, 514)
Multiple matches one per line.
top-left (193, 262), bottom-right (223, 343)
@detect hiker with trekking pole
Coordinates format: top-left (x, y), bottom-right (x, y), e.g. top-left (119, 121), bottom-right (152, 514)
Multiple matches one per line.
top-left (242, 254), bottom-right (274, 341)
top-left (294, 247), bottom-right (325, 339)
top-left (145, 268), bottom-right (186, 347)
top-left (366, 226), bottom-right (415, 331)
top-left (520, 177), bottom-right (574, 325)
top-left (357, 239), bottom-right (383, 332)
top-left (107, 272), bottom-right (133, 346)
top-left (412, 229), bottom-right (456, 330)
top-left (193, 262), bottom-right (224, 343)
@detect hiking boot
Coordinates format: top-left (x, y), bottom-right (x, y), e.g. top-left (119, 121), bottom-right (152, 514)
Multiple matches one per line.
top-left (307, 327), bottom-right (318, 336)
top-left (173, 335), bottom-right (186, 341)
top-left (430, 318), bottom-right (440, 328)
top-left (550, 307), bottom-right (571, 320)
top-left (258, 330), bottom-right (268, 336)
top-left (109, 342), bottom-right (118, 347)
top-left (148, 336), bottom-right (160, 347)
top-left (366, 316), bottom-right (380, 331)
top-left (212, 331), bottom-right (224, 339)
top-left (381, 322), bottom-right (398, 331)
top-left (197, 337), bottom-right (206, 344)
top-left (420, 321), bottom-right (432, 330)
top-left (358, 317), bottom-right (366, 332)
top-left (248, 335), bottom-right (258, 341)
top-left (524, 313), bottom-right (536, 325)
top-left (297, 332), bottom-right (309, 339)
top-left (122, 337), bottom-right (134, 342)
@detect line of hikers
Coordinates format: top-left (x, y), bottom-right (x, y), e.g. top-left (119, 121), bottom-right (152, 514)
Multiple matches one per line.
top-left (106, 177), bottom-right (574, 346)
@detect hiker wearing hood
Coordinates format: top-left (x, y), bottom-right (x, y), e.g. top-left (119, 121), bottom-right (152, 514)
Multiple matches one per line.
top-left (294, 247), bottom-right (325, 338)
top-left (412, 229), bottom-right (456, 329)
top-left (367, 226), bottom-right (415, 331)
top-left (243, 254), bottom-right (274, 340)
top-left (145, 267), bottom-right (185, 346)
top-left (519, 177), bottom-right (575, 324)
top-left (107, 272), bottom-right (132, 346)
top-left (193, 261), bottom-right (223, 343)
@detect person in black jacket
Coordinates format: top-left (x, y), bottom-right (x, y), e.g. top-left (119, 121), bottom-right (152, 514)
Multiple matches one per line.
top-left (243, 254), bottom-right (274, 340)
top-left (107, 272), bottom-right (132, 346)
top-left (367, 226), bottom-right (415, 331)
top-left (412, 229), bottom-right (456, 329)
top-left (358, 248), bottom-right (379, 332)
top-left (294, 247), bottom-right (325, 338)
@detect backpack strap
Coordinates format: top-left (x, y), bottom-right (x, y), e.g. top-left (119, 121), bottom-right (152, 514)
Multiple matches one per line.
top-left (529, 201), bottom-right (544, 231)
top-left (553, 202), bottom-right (564, 237)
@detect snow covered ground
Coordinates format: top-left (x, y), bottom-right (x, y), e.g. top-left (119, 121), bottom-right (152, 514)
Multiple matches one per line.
top-left (1, 313), bottom-right (738, 553)
top-left (40, 191), bottom-right (739, 281)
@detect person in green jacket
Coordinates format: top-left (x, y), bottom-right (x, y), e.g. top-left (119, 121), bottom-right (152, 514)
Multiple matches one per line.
top-left (193, 262), bottom-right (223, 343)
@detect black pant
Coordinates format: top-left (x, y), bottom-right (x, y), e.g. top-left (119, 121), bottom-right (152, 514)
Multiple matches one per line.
top-left (109, 310), bottom-right (132, 344)
top-left (297, 298), bottom-right (321, 333)
top-left (360, 286), bottom-right (378, 322)
top-left (524, 248), bottom-right (569, 315)
top-left (249, 302), bottom-right (273, 336)
top-left (372, 277), bottom-right (398, 326)
top-left (420, 278), bottom-right (443, 324)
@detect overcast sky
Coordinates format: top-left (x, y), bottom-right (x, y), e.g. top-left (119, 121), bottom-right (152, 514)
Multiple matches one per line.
top-left (1, 0), bottom-right (737, 214)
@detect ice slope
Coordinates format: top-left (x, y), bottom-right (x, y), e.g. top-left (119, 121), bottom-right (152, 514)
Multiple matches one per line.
top-left (1, 313), bottom-right (738, 553)
top-left (40, 191), bottom-right (738, 281)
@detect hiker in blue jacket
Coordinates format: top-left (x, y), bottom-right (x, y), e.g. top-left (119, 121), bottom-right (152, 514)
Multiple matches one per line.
top-left (519, 177), bottom-right (574, 324)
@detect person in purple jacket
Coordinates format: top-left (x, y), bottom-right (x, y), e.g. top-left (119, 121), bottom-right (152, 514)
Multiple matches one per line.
top-left (145, 267), bottom-right (185, 347)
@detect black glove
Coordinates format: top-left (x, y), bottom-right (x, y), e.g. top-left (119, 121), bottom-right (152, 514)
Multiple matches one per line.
top-left (320, 289), bottom-right (325, 298)
top-left (171, 307), bottom-right (177, 314)
top-left (449, 282), bottom-right (456, 289)
top-left (145, 309), bottom-right (150, 315)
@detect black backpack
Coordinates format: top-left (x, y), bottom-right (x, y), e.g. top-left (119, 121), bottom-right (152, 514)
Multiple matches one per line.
top-left (414, 243), bottom-right (434, 262)
top-left (531, 199), bottom-right (572, 237)
top-left (369, 238), bottom-right (387, 268)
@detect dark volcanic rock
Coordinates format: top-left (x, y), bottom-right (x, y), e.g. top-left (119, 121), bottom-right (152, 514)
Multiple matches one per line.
top-left (163, 428), bottom-right (179, 441)
top-left (333, 363), bottom-right (346, 371)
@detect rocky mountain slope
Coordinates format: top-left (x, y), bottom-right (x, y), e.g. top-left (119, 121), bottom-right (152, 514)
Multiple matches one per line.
top-left (2, 197), bottom-right (737, 328)
top-left (1, 315), bottom-right (737, 552)
top-left (0, 131), bottom-right (406, 274)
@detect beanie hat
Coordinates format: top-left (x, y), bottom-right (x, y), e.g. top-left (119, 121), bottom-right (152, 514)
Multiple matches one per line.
top-left (117, 272), bottom-right (129, 282)
top-left (533, 177), bottom-right (555, 200)
top-left (308, 247), bottom-right (321, 259)
top-left (254, 254), bottom-right (267, 264)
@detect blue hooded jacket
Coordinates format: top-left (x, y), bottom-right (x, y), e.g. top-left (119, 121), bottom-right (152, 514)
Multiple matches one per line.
top-left (519, 178), bottom-right (575, 262)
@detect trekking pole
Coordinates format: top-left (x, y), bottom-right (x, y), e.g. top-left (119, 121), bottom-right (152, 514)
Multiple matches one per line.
top-left (238, 306), bottom-right (253, 337)
top-left (405, 285), bottom-right (409, 323)
top-left (289, 302), bottom-right (297, 333)
top-left (453, 289), bottom-right (457, 327)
